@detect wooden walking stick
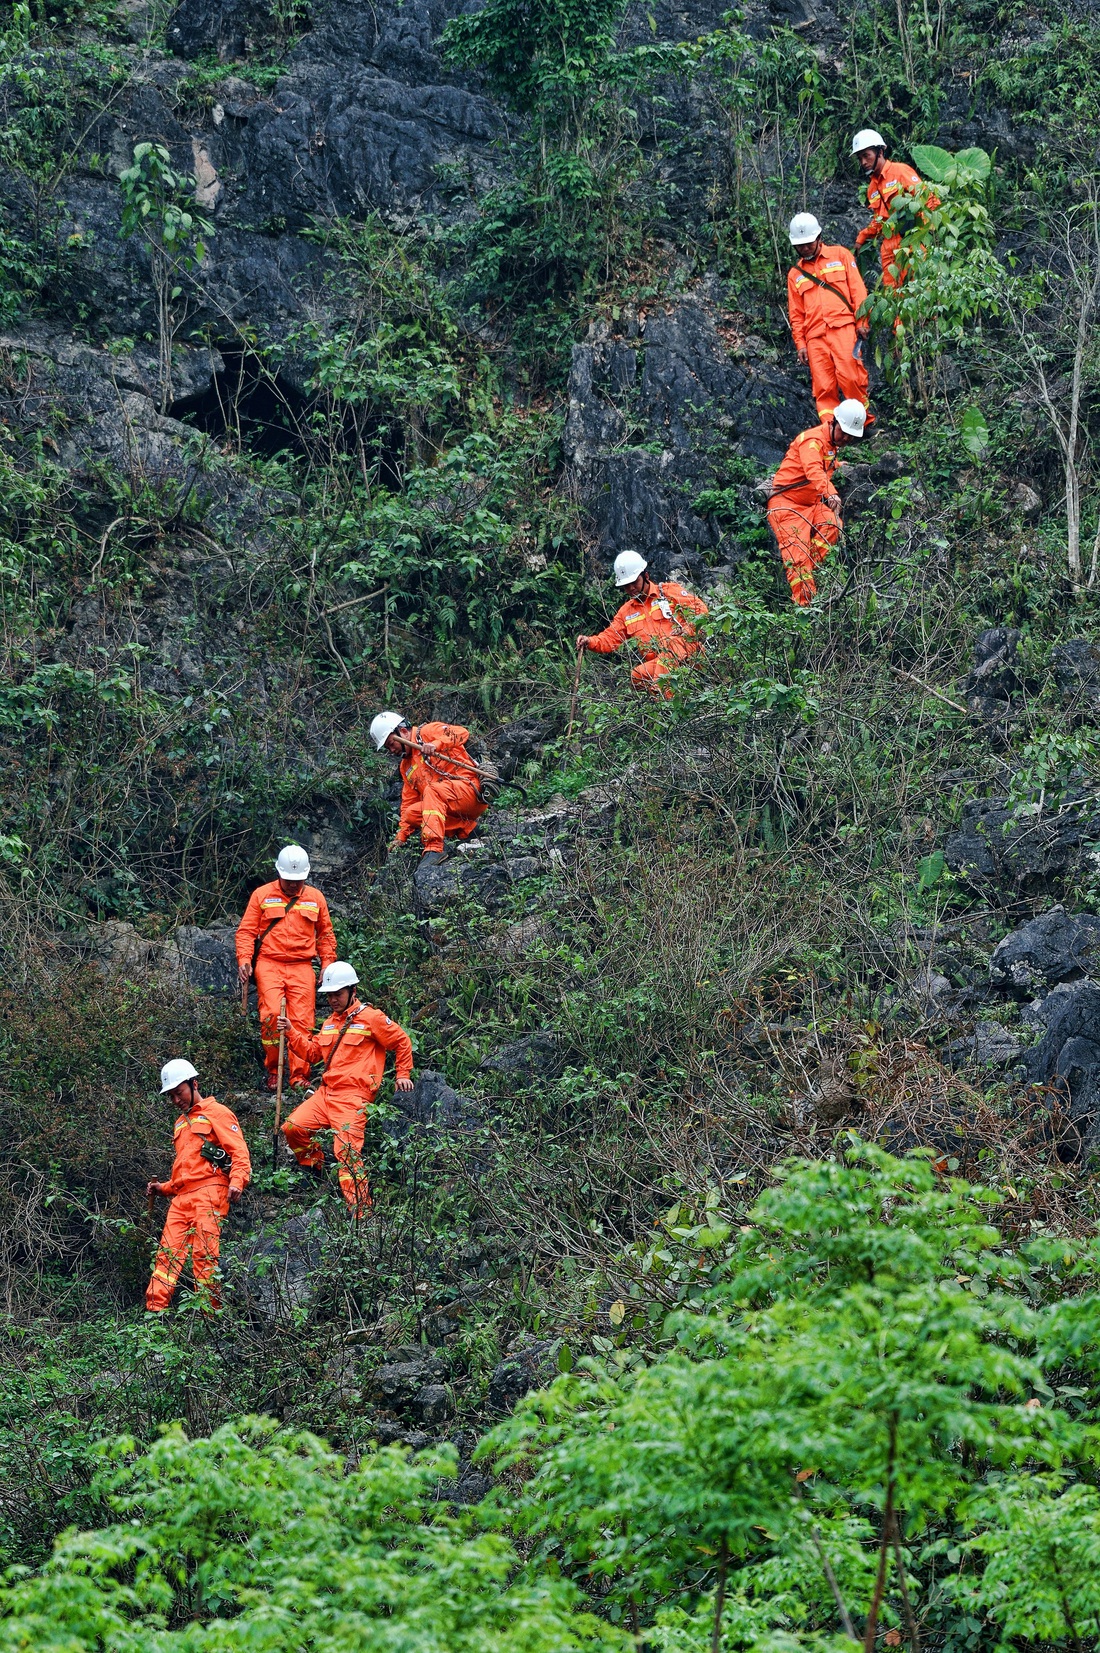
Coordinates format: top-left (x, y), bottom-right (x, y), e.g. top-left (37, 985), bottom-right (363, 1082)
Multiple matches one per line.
top-left (272, 994), bottom-right (287, 1169)
top-left (566, 644), bottom-right (584, 746)
top-left (240, 968), bottom-right (248, 1018)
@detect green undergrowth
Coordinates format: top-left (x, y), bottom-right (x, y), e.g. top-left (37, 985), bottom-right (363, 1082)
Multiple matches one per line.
top-left (7, 1148), bottom-right (1100, 1649)
top-left (4, 0), bottom-right (1100, 1641)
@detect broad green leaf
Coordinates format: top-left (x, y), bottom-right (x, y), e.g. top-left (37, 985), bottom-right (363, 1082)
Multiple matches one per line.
top-left (910, 143), bottom-right (955, 183)
top-left (954, 145), bottom-right (992, 182)
top-left (959, 404), bottom-right (990, 461)
top-left (918, 849), bottom-right (946, 890)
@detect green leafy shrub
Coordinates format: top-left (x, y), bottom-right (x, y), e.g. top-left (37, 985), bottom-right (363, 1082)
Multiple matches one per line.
top-left (484, 1143), bottom-right (1100, 1646)
top-left (0, 1420), bottom-right (628, 1651)
top-left (862, 145), bottom-right (999, 399)
top-left (118, 142), bottom-right (213, 411)
top-left (440, 0), bottom-right (679, 342)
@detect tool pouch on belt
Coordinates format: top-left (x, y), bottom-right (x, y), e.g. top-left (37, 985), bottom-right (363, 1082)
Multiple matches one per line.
top-left (199, 1139), bottom-right (233, 1173)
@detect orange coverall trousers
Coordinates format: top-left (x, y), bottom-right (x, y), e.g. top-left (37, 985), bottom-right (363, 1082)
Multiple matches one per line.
top-left (283, 1087), bottom-right (373, 1216)
top-left (254, 956), bottom-right (316, 1087)
top-left (805, 330), bottom-right (869, 420)
top-left (880, 231), bottom-right (914, 289)
top-left (630, 642), bottom-right (702, 697)
top-left (766, 490), bottom-right (841, 606)
top-left (400, 776), bottom-right (486, 855)
top-left (145, 1182), bottom-right (229, 1311)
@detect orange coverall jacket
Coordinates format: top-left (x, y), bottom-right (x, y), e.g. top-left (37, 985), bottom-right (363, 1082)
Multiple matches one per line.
top-left (767, 422), bottom-right (843, 606)
top-left (395, 723), bottom-right (487, 849)
top-left (235, 881), bottom-right (337, 971)
top-left (146, 1094), bottom-right (250, 1311)
top-left (285, 999), bottom-right (414, 1099)
top-left (282, 999), bottom-right (413, 1215)
top-left (787, 245), bottom-right (868, 347)
top-left (856, 161), bottom-right (939, 284)
top-left (770, 421), bottom-right (840, 501)
top-left (157, 1094), bottom-right (252, 1197)
top-left (587, 580), bottom-right (708, 662)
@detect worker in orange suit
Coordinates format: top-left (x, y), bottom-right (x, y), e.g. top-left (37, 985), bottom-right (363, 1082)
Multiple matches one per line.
top-left (852, 128), bottom-right (939, 289)
top-left (766, 399), bottom-right (866, 606)
top-left (786, 212), bottom-right (870, 420)
top-left (236, 844), bottom-right (337, 1091)
top-left (278, 961), bottom-right (414, 1217)
top-left (371, 713), bottom-right (489, 867)
top-left (576, 551), bottom-right (709, 698)
top-left (145, 1058), bottom-right (251, 1312)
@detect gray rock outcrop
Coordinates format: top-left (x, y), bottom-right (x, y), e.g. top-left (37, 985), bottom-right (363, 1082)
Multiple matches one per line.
top-left (990, 907), bottom-right (1100, 994)
top-left (945, 794), bottom-right (1100, 896)
top-left (487, 1339), bottom-right (557, 1412)
top-left (962, 626), bottom-right (1022, 720)
top-left (1052, 639), bottom-right (1100, 716)
top-left (481, 1032), bottom-right (565, 1085)
top-left (564, 287), bottom-right (810, 577)
top-left (1022, 979), bottom-right (1100, 1157)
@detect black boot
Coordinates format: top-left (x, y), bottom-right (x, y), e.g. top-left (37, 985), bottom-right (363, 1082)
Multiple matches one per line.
top-left (419, 849), bottom-right (446, 867)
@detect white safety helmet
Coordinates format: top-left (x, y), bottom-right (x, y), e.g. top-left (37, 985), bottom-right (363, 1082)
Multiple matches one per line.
top-left (160, 1057), bottom-right (198, 1094)
top-left (851, 128), bottom-right (886, 154)
top-left (370, 710), bottom-right (407, 751)
top-left (613, 550), bottom-right (649, 587)
top-left (789, 212), bottom-right (822, 245)
top-left (275, 844), bottom-right (310, 880)
top-left (834, 399), bottom-right (867, 437)
top-left (320, 961), bottom-right (359, 994)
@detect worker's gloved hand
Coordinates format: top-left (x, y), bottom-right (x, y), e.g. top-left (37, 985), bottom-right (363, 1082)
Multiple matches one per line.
top-left (796, 346), bottom-right (809, 365)
top-left (395, 1076), bottom-right (415, 1093)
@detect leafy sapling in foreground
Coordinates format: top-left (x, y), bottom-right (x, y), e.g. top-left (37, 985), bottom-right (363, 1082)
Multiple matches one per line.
top-left (0, 1420), bottom-right (628, 1652)
top-left (118, 141), bottom-right (213, 413)
top-left (482, 1143), bottom-right (1100, 1651)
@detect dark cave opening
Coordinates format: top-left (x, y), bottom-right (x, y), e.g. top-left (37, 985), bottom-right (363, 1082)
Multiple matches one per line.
top-left (169, 343), bottom-right (405, 489)
top-left (169, 344), bottom-right (312, 459)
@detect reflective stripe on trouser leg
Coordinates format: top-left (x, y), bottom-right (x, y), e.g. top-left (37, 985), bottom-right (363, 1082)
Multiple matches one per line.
top-left (418, 777), bottom-right (488, 852)
top-left (806, 333), bottom-right (842, 419)
top-left (420, 806), bottom-right (447, 854)
top-left (807, 328), bottom-right (868, 417)
top-left (768, 497), bottom-right (839, 608)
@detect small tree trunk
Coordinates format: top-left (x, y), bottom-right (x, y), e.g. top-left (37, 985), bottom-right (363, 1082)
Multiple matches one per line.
top-left (1066, 458), bottom-right (1083, 586)
top-left (890, 1510), bottom-right (921, 1653)
top-left (863, 1422), bottom-right (897, 1653)
top-left (1088, 513), bottom-right (1100, 588)
top-left (151, 246), bottom-right (174, 414)
top-left (711, 1536), bottom-right (729, 1653)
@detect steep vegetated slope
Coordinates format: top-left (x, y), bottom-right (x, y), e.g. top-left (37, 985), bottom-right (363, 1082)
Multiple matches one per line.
top-left (4, 0), bottom-right (1100, 1643)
